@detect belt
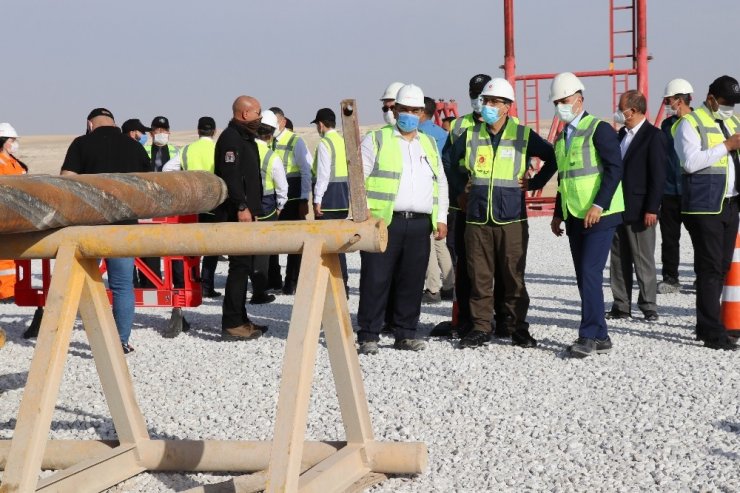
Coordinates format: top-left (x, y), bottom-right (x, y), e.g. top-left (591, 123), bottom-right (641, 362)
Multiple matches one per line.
top-left (392, 211), bottom-right (430, 220)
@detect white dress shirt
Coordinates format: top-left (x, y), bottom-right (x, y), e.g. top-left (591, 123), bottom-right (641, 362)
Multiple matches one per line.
top-left (313, 129), bottom-right (335, 204)
top-left (620, 116), bottom-right (646, 158)
top-left (275, 128), bottom-right (313, 200)
top-left (269, 149), bottom-right (289, 211)
top-left (361, 128), bottom-right (449, 224)
top-left (674, 104), bottom-right (736, 197)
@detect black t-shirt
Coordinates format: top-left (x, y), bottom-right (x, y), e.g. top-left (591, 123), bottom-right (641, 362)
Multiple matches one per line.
top-left (61, 126), bottom-right (152, 174)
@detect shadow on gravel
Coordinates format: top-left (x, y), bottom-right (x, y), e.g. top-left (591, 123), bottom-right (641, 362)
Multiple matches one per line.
top-left (713, 420), bottom-right (740, 436)
top-left (0, 371), bottom-right (28, 394)
top-left (606, 324), bottom-right (697, 346)
top-left (524, 273), bottom-right (578, 286)
top-left (153, 472), bottom-right (235, 492)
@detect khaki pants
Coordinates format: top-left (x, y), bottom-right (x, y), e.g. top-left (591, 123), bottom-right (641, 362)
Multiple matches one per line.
top-left (425, 236), bottom-right (454, 293)
top-left (465, 221), bottom-right (530, 333)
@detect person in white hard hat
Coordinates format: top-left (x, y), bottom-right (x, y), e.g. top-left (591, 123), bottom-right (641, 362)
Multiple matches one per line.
top-left (674, 75), bottom-right (740, 351)
top-left (534, 72), bottom-right (625, 358)
top-left (356, 84), bottom-right (449, 355)
top-left (657, 78), bottom-right (694, 294)
top-left (380, 81), bottom-right (404, 127)
top-left (443, 78), bottom-right (557, 349)
top-left (0, 123), bottom-right (28, 303)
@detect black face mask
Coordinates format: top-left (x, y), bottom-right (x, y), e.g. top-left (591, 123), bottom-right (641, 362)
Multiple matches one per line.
top-left (233, 118), bottom-right (262, 136)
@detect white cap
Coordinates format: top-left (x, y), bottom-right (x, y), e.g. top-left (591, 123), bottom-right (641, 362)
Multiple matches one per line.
top-left (0, 123), bottom-right (18, 138)
top-left (549, 72), bottom-right (585, 102)
top-left (395, 84), bottom-right (424, 108)
top-left (663, 78), bottom-right (694, 98)
top-left (480, 78), bottom-right (516, 102)
top-left (380, 81), bottom-right (405, 101)
top-left (261, 110), bottom-right (278, 129)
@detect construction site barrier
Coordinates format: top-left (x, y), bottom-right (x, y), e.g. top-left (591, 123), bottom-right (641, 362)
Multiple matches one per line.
top-left (721, 233), bottom-right (740, 336)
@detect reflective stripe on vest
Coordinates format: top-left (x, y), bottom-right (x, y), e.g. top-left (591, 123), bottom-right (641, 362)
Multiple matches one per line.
top-left (257, 140), bottom-right (278, 215)
top-left (464, 119), bottom-right (530, 224)
top-left (273, 130), bottom-right (302, 200)
top-left (554, 114), bottom-right (625, 219)
top-left (181, 138), bottom-right (215, 173)
top-left (365, 127), bottom-right (440, 230)
top-left (680, 106), bottom-right (740, 214)
top-left (313, 132), bottom-right (349, 211)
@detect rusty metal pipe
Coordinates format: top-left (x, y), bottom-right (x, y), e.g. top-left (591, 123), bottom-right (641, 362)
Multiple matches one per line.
top-left (0, 172), bottom-right (227, 234)
top-left (0, 440), bottom-right (427, 474)
top-left (0, 219), bottom-right (387, 259)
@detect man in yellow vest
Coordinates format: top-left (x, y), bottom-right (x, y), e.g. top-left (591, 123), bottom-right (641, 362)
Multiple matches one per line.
top-left (674, 75), bottom-right (740, 351)
top-left (311, 107), bottom-right (350, 295)
top-left (445, 78), bottom-right (556, 349)
top-left (357, 84), bottom-right (449, 355)
top-left (530, 72), bottom-right (625, 358)
top-left (180, 116), bottom-right (221, 298)
top-left (268, 107), bottom-right (313, 295)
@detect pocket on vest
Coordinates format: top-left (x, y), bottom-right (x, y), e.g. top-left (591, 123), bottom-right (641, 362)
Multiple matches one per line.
top-left (682, 174), bottom-right (719, 212)
top-left (496, 187), bottom-right (525, 222)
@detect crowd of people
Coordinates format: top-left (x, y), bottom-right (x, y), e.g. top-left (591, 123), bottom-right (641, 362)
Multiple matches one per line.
top-left (1, 72), bottom-right (739, 357)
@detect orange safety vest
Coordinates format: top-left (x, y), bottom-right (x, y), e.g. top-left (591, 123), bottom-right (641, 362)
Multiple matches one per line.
top-left (0, 153), bottom-right (27, 299)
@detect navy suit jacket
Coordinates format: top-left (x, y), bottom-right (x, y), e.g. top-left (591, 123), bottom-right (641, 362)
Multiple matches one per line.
top-left (617, 120), bottom-right (667, 225)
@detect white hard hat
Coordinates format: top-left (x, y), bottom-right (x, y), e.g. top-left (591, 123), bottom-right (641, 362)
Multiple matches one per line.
top-left (261, 110), bottom-right (278, 129)
top-left (0, 123), bottom-right (18, 138)
top-left (549, 72), bottom-right (585, 102)
top-left (395, 84), bottom-right (425, 108)
top-left (480, 78), bottom-right (516, 102)
top-left (380, 81), bottom-right (405, 101)
top-left (663, 78), bottom-right (694, 98)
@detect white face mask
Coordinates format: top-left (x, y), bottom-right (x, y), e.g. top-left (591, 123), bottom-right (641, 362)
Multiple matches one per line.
top-left (153, 133), bottom-right (169, 146)
top-left (470, 97), bottom-right (483, 114)
top-left (664, 104), bottom-right (677, 117)
top-left (556, 103), bottom-right (577, 123)
top-left (383, 111), bottom-right (396, 126)
top-left (8, 141), bottom-right (19, 154)
top-left (613, 109), bottom-right (626, 125)
top-left (712, 103), bottom-right (735, 121)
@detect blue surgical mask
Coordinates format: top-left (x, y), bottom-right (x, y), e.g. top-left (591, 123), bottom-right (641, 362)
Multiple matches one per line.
top-left (481, 106), bottom-right (501, 125)
top-left (138, 134), bottom-right (148, 146)
top-left (396, 112), bottom-right (420, 133)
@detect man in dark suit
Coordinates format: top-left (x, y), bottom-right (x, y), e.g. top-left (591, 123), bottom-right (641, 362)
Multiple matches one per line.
top-left (539, 72), bottom-right (625, 358)
top-left (607, 90), bottom-right (667, 322)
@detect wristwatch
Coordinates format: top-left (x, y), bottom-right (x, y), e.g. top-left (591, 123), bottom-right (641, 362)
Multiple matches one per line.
top-left (237, 203), bottom-right (248, 212)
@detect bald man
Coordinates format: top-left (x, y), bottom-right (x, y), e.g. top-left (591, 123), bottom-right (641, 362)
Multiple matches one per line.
top-left (214, 96), bottom-right (268, 341)
top-left (61, 107), bottom-right (152, 354)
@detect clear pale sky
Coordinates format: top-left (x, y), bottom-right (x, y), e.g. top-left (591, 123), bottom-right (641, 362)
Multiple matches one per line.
top-left (4, 0), bottom-right (739, 135)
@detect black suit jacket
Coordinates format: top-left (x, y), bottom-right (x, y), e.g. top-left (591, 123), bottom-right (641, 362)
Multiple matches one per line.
top-left (617, 120), bottom-right (667, 225)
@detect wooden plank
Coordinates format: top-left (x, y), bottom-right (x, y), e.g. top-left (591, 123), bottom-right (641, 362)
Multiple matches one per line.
top-left (0, 243), bottom-right (85, 493)
top-left (35, 444), bottom-right (145, 493)
top-left (321, 254), bottom-right (374, 444)
top-left (265, 241), bottom-right (329, 493)
top-left (297, 445), bottom-right (370, 493)
top-left (340, 99), bottom-right (369, 223)
top-left (78, 258), bottom-right (149, 445)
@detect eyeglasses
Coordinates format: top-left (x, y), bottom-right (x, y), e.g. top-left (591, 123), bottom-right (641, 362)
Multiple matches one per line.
top-left (381, 105), bottom-right (395, 113)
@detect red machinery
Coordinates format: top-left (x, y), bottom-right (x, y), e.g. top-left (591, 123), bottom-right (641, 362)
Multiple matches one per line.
top-left (503, 0), bottom-right (650, 214)
top-left (433, 100), bottom-right (460, 127)
top-left (15, 215), bottom-right (203, 338)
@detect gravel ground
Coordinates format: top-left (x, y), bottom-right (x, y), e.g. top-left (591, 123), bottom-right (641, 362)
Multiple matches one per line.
top-left (1, 217), bottom-right (738, 492)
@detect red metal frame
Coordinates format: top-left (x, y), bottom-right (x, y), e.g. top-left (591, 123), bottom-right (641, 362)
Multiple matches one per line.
top-left (503, 0), bottom-right (650, 215)
top-left (433, 100), bottom-right (459, 126)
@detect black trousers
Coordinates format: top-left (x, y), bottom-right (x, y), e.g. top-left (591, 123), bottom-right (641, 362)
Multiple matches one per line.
top-left (277, 200), bottom-right (305, 289)
top-left (222, 254), bottom-right (263, 330)
top-left (659, 194), bottom-right (682, 282)
top-left (683, 197), bottom-right (739, 342)
top-left (317, 210), bottom-right (349, 293)
top-left (199, 212), bottom-right (219, 292)
top-left (357, 215), bottom-right (431, 342)
top-left (453, 210), bottom-right (506, 328)
top-left (249, 212), bottom-right (277, 297)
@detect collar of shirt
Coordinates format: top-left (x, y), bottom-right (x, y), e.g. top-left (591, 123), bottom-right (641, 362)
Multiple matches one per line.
top-left (324, 129), bottom-right (337, 136)
top-left (567, 110), bottom-right (585, 134)
top-left (199, 136), bottom-right (214, 141)
top-left (625, 116), bottom-right (646, 136)
top-left (392, 127), bottom-right (420, 141)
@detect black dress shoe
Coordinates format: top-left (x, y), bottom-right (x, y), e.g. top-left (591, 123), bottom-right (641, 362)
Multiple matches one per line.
top-left (202, 289), bottom-right (222, 298)
top-left (459, 330), bottom-right (491, 348)
top-left (250, 293), bottom-right (276, 305)
top-left (511, 328), bottom-right (538, 348)
top-left (703, 337), bottom-right (738, 351)
top-left (643, 311), bottom-right (659, 322)
top-left (281, 284), bottom-right (295, 295)
top-left (605, 310), bottom-right (631, 320)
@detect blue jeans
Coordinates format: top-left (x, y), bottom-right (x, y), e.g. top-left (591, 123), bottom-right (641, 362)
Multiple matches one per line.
top-left (105, 257), bottom-right (135, 345)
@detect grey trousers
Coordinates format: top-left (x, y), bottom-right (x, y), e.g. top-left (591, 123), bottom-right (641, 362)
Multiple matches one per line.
top-left (425, 236), bottom-right (454, 293)
top-left (609, 222), bottom-right (658, 314)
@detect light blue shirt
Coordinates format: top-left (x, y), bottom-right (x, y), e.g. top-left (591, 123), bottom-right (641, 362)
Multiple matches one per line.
top-left (565, 111), bottom-right (585, 150)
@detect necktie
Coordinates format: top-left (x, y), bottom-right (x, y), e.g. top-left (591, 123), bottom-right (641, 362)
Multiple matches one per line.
top-left (564, 126), bottom-right (570, 150)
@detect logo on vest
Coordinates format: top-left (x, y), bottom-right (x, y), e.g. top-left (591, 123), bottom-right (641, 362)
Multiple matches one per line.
top-left (224, 151), bottom-right (235, 163)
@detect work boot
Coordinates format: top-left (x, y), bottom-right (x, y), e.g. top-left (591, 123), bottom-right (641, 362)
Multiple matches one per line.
top-left (440, 288), bottom-right (454, 301)
top-left (222, 323), bottom-right (263, 341)
top-left (459, 330), bottom-right (491, 348)
top-left (422, 290), bottom-right (441, 304)
top-left (250, 293), bottom-right (276, 305)
top-left (202, 288), bottom-right (222, 299)
top-left (657, 279), bottom-right (680, 294)
top-left (511, 327), bottom-right (538, 348)
top-left (358, 341), bottom-right (379, 355)
top-left (567, 337), bottom-right (612, 358)
top-left (393, 338), bottom-right (427, 351)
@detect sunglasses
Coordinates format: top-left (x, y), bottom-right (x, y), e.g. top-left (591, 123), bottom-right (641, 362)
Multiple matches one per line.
top-left (381, 105), bottom-right (395, 113)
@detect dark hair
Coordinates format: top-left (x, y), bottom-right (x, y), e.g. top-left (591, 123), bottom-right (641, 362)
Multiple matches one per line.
top-left (622, 89), bottom-right (647, 114)
top-left (285, 118), bottom-right (294, 131)
top-left (423, 97), bottom-right (436, 118)
top-left (199, 129), bottom-right (216, 137)
top-left (318, 119), bottom-right (336, 129)
top-left (674, 94), bottom-right (691, 105)
top-left (257, 123), bottom-right (275, 138)
top-left (443, 116), bottom-right (456, 124)
top-left (269, 107), bottom-right (284, 117)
